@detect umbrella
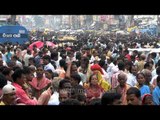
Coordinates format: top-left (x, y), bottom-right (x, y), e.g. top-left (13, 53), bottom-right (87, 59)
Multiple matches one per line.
top-left (29, 41), bottom-right (44, 50)
top-left (46, 41), bottom-right (56, 48)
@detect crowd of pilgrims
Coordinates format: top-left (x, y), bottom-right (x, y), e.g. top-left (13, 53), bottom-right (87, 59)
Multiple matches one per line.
top-left (0, 31), bottom-right (160, 105)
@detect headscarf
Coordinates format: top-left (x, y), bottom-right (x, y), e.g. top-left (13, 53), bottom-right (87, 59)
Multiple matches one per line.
top-left (141, 93), bottom-right (152, 105)
top-left (92, 71), bottom-right (111, 92)
top-left (90, 64), bottom-right (104, 75)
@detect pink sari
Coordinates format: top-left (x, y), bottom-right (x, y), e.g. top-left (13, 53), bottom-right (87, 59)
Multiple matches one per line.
top-left (29, 77), bottom-right (51, 99)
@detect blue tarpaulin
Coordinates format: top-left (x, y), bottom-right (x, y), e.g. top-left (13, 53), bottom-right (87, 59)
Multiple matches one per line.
top-left (0, 25), bottom-right (28, 44)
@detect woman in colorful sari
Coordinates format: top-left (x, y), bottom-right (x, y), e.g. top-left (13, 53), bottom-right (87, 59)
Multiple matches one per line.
top-left (85, 64), bottom-right (111, 92)
top-left (85, 73), bottom-right (105, 104)
top-left (134, 73), bottom-right (151, 97)
top-left (29, 65), bottom-right (51, 99)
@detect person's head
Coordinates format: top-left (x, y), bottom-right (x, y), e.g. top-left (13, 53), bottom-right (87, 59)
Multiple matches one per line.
top-left (0, 73), bottom-right (7, 89)
top-left (67, 51), bottom-right (74, 58)
top-left (0, 58), bottom-right (3, 67)
top-left (90, 64), bottom-right (104, 75)
top-left (142, 69), bottom-right (152, 84)
top-left (76, 52), bottom-right (81, 61)
top-left (144, 62), bottom-right (153, 71)
top-left (59, 89), bottom-right (70, 103)
top-left (1, 84), bottom-right (16, 105)
top-left (156, 59), bottom-right (160, 68)
top-left (12, 69), bottom-right (26, 86)
top-left (156, 75), bottom-right (160, 87)
top-left (101, 92), bottom-right (122, 105)
top-left (0, 53), bottom-right (2, 60)
top-left (51, 77), bottom-right (61, 92)
top-left (92, 50), bottom-right (98, 57)
top-left (59, 79), bottom-right (72, 90)
top-left (2, 67), bottom-right (14, 82)
top-left (141, 94), bottom-right (154, 105)
top-left (151, 52), bottom-right (157, 59)
top-left (38, 51), bottom-right (43, 57)
top-left (132, 50), bottom-right (138, 56)
top-left (59, 59), bottom-right (66, 69)
top-left (88, 98), bottom-right (101, 105)
top-left (156, 66), bottom-right (160, 75)
top-left (118, 61), bottom-right (125, 71)
top-left (43, 55), bottom-right (51, 65)
top-left (118, 72), bottom-right (127, 87)
top-left (28, 57), bottom-right (35, 66)
top-left (45, 69), bottom-right (53, 80)
top-left (77, 94), bottom-right (86, 105)
top-left (89, 73), bottom-right (98, 86)
top-left (29, 65), bottom-right (36, 74)
top-left (59, 98), bottom-right (81, 105)
top-left (99, 60), bottom-right (107, 71)
top-left (126, 87), bottom-right (141, 105)
top-left (70, 73), bottom-right (81, 86)
top-left (51, 51), bottom-right (58, 61)
top-left (80, 57), bottom-right (89, 69)
top-left (27, 49), bottom-right (31, 55)
top-left (125, 60), bottom-right (133, 71)
top-left (1, 48), bottom-right (5, 54)
top-left (23, 66), bottom-right (34, 82)
top-left (0, 66), bottom-right (7, 73)
top-left (123, 49), bottom-right (129, 56)
top-left (136, 73), bottom-right (145, 86)
top-left (71, 62), bottom-right (78, 74)
top-left (11, 55), bottom-right (18, 62)
top-left (129, 65), bottom-right (138, 76)
top-left (7, 47), bottom-right (11, 52)
top-left (140, 54), bottom-right (146, 61)
top-left (36, 65), bottom-right (44, 78)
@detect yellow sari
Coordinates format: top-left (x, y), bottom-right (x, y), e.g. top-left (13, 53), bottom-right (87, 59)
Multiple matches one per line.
top-left (84, 71), bottom-right (111, 92)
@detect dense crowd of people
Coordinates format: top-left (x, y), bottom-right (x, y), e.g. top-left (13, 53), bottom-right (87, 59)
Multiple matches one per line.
top-left (0, 31), bottom-right (160, 105)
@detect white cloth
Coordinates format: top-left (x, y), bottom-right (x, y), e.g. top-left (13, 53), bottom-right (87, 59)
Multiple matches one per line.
top-left (152, 68), bottom-right (157, 78)
top-left (151, 75), bottom-right (158, 84)
top-left (48, 91), bottom-right (59, 105)
top-left (16, 60), bottom-right (23, 68)
top-left (127, 73), bottom-right (137, 87)
top-left (2, 54), bottom-right (7, 62)
top-left (44, 63), bottom-right (55, 73)
top-left (90, 55), bottom-right (95, 63)
top-left (24, 54), bottom-right (33, 66)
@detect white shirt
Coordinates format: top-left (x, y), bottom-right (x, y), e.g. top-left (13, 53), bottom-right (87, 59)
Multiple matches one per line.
top-left (127, 73), bottom-right (137, 87)
top-left (44, 63), bottom-right (55, 73)
top-left (151, 75), bottom-right (158, 84)
top-left (24, 54), bottom-right (33, 66)
top-left (16, 60), bottom-right (23, 68)
top-left (48, 91), bottom-right (59, 105)
top-left (90, 55), bottom-right (95, 63)
top-left (152, 68), bottom-right (157, 78)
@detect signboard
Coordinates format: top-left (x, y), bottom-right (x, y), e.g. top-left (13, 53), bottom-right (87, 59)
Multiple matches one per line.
top-left (0, 25), bottom-right (28, 44)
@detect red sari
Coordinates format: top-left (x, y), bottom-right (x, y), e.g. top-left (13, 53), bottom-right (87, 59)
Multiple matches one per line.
top-left (86, 85), bottom-right (104, 103)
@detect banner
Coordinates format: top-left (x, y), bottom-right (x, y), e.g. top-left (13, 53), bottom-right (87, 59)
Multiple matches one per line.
top-left (0, 25), bottom-right (28, 44)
